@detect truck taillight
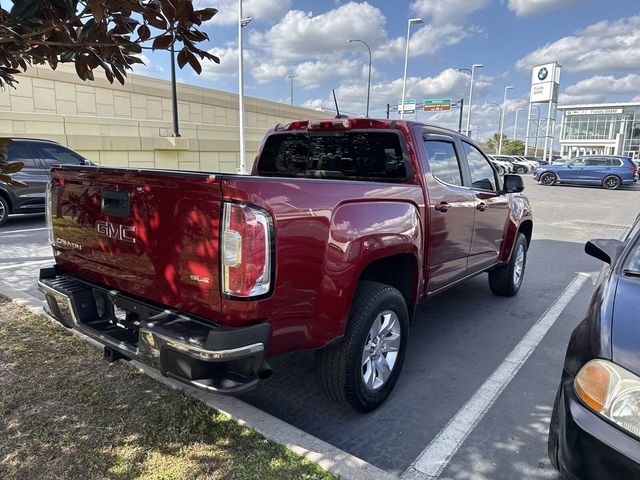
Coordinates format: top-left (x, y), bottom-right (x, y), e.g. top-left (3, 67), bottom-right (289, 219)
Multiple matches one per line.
top-left (221, 202), bottom-right (273, 298)
top-left (45, 181), bottom-right (54, 246)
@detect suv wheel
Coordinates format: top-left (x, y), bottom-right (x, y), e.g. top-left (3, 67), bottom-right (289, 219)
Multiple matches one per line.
top-left (0, 196), bottom-right (9, 226)
top-left (602, 175), bottom-right (621, 190)
top-left (489, 233), bottom-right (528, 296)
top-left (316, 281), bottom-right (409, 412)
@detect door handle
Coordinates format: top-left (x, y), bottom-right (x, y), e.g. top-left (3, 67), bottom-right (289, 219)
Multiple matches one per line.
top-left (476, 202), bottom-right (487, 212)
top-left (434, 201), bottom-right (450, 212)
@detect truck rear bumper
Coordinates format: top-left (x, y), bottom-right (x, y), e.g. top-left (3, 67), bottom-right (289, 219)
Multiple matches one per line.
top-left (38, 267), bottom-right (271, 395)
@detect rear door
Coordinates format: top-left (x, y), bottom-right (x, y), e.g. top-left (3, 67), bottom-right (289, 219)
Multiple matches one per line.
top-left (420, 132), bottom-right (475, 292)
top-left (6, 140), bottom-right (49, 212)
top-left (460, 140), bottom-right (510, 273)
top-left (583, 157), bottom-right (609, 183)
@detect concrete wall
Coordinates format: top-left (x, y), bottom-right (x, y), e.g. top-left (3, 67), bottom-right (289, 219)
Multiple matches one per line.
top-left (0, 65), bottom-right (326, 172)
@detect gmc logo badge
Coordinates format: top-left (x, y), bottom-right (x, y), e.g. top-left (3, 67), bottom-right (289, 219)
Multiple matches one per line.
top-left (96, 220), bottom-right (136, 243)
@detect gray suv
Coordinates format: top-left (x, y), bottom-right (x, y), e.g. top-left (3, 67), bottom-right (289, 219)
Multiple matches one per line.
top-left (0, 138), bottom-right (88, 226)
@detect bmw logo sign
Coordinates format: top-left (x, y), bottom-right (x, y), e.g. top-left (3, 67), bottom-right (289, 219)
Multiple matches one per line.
top-left (538, 67), bottom-right (548, 81)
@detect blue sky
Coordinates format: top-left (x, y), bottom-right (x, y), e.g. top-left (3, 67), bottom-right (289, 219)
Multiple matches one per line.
top-left (7, 0), bottom-right (640, 141)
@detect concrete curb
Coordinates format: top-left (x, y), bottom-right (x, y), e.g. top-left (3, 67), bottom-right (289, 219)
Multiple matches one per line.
top-left (0, 279), bottom-right (397, 480)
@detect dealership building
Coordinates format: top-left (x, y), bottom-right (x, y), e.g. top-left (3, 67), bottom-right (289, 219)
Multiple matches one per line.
top-left (558, 102), bottom-right (640, 159)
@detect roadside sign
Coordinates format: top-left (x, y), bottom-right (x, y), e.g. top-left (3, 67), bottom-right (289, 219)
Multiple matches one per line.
top-left (398, 99), bottom-right (417, 114)
top-left (423, 98), bottom-right (452, 112)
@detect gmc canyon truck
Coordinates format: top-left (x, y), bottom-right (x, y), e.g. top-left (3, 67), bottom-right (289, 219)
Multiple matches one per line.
top-left (38, 118), bottom-right (532, 412)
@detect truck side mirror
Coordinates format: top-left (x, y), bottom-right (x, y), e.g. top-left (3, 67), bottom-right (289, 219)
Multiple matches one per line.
top-left (503, 174), bottom-right (524, 194)
top-left (585, 238), bottom-right (625, 265)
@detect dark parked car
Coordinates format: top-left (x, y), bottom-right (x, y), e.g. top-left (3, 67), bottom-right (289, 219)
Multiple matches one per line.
top-left (534, 155), bottom-right (638, 190)
top-left (548, 214), bottom-right (640, 479)
top-left (0, 138), bottom-right (88, 225)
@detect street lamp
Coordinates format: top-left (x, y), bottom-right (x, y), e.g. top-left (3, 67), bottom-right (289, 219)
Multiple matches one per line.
top-left (498, 85), bottom-right (514, 155)
top-left (400, 17), bottom-right (423, 119)
top-left (459, 64), bottom-right (484, 136)
top-left (237, 0), bottom-right (251, 175)
top-left (513, 108), bottom-right (524, 141)
top-left (287, 73), bottom-right (296, 106)
top-left (347, 39), bottom-right (372, 117)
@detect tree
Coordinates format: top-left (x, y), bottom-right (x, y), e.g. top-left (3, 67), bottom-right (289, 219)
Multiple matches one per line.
top-left (485, 132), bottom-right (509, 153)
top-left (503, 139), bottom-right (525, 156)
top-left (0, 0), bottom-right (219, 88)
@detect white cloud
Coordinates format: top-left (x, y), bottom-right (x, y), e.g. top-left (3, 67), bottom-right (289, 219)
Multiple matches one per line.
top-left (249, 2), bottom-right (388, 61)
top-left (378, 24), bottom-right (478, 58)
top-left (508, 0), bottom-right (584, 16)
top-left (195, 0), bottom-right (292, 25)
top-left (517, 16), bottom-right (640, 73)
top-left (559, 74), bottom-right (640, 104)
top-left (200, 46), bottom-right (255, 80)
top-left (410, 0), bottom-right (490, 24)
top-left (304, 68), bottom-right (493, 118)
top-left (132, 54), bottom-right (164, 76)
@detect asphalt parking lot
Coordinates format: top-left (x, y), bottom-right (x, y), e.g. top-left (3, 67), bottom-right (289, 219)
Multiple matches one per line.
top-left (1, 176), bottom-right (639, 479)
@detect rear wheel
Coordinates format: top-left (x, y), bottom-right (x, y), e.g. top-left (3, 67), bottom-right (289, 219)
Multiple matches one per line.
top-left (0, 196), bottom-right (9, 226)
top-left (489, 233), bottom-right (527, 296)
top-left (516, 166), bottom-right (527, 174)
top-left (316, 281), bottom-right (409, 412)
top-left (602, 175), bottom-right (621, 190)
top-left (540, 172), bottom-right (557, 186)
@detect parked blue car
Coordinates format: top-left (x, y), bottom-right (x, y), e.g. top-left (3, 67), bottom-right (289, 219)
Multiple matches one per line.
top-left (533, 155), bottom-right (638, 190)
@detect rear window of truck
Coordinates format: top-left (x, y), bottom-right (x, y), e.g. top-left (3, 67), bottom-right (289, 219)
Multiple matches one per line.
top-left (257, 131), bottom-right (411, 181)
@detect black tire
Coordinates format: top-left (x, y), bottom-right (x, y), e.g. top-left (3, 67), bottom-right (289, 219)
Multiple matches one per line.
top-left (489, 232), bottom-right (528, 296)
top-left (602, 175), bottom-right (621, 190)
top-left (548, 386), bottom-right (562, 471)
top-left (0, 196), bottom-right (9, 227)
top-left (516, 166), bottom-right (526, 174)
top-left (539, 172), bottom-right (557, 186)
top-left (316, 281), bottom-right (409, 413)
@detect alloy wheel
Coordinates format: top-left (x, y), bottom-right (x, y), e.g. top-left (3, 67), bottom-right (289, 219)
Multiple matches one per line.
top-left (361, 310), bottom-right (401, 391)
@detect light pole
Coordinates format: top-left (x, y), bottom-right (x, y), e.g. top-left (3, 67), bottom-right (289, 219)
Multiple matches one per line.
top-left (462, 64), bottom-right (483, 136)
top-left (347, 39), bottom-right (372, 117)
top-left (400, 18), bottom-right (423, 119)
top-left (237, 1), bottom-right (251, 175)
top-left (287, 74), bottom-right (296, 106)
top-left (513, 108), bottom-right (523, 141)
top-left (498, 85), bottom-right (514, 155)
top-left (489, 102), bottom-right (503, 153)
top-left (170, 41), bottom-right (180, 137)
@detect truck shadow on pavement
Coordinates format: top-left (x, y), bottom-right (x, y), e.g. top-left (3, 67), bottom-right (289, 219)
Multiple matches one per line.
top-left (242, 238), bottom-right (601, 478)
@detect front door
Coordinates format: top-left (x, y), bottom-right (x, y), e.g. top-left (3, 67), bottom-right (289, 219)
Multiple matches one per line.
top-left (420, 133), bottom-right (475, 293)
top-left (460, 140), bottom-right (510, 273)
top-left (7, 141), bottom-right (50, 212)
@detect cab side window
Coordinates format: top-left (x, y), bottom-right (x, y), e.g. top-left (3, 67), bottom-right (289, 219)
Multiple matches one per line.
top-left (423, 139), bottom-right (463, 186)
top-left (463, 142), bottom-right (497, 191)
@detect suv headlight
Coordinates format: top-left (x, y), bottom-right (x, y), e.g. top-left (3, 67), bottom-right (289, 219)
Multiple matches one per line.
top-left (575, 359), bottom-right (640, 438)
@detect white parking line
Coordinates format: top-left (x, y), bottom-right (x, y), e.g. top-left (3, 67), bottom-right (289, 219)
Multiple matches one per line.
top-left (402, 272), bottom-right (591, 480)
top-left (0, 259), bottom-right (52, 271)
top-left (0, 227), bottom-right (47, 234)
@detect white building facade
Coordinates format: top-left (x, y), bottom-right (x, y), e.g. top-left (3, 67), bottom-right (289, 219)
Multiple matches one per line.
top-left (558, 102), bottom-right (640, 159)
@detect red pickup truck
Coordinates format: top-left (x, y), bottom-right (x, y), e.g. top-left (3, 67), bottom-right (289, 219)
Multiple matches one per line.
top-left (39, 118), bottom-right (532, 412)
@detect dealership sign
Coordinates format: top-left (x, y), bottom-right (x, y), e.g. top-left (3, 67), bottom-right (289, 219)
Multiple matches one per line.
top-left (565, 108), bottom-right (623, 116)
top-left (530, 62), bottom-right (561, 103)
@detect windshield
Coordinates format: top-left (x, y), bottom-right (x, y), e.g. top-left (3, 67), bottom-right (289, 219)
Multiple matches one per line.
top-left (624, 217), bottom-right (640, 275)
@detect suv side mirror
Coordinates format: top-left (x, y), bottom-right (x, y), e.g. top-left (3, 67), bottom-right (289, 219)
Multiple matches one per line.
top-left (503, 174), bottom-right (524, 194)
top-left (585, 238), bottom-right (625, 265)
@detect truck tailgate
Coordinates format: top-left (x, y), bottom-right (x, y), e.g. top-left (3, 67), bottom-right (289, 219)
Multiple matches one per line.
top-left (50, 167), bottom-right (223, 322)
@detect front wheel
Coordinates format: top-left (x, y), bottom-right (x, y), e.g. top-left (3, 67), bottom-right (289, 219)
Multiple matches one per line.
top-left (489, 232), bottom-right (528, 296)
top-left (0, 196), bottom-right (9, 226)
top-left (540, 172), bottom-right (557, 186)
top-left (602, 175), bottom-right (621, 190)
top-left (316, 281), bottom-right (409, 412)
